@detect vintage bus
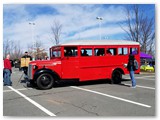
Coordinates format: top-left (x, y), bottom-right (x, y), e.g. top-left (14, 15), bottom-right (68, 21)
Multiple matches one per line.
top-left (28, 40), bottom-right (140, 90)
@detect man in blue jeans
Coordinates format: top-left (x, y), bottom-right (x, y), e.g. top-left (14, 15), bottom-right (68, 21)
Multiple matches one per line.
top-left (3, 54), bottom-right (12, 86)
top-left (127, 54), bottom-right (136, 88)
top-left (3, 69), bottom-right (12, 86)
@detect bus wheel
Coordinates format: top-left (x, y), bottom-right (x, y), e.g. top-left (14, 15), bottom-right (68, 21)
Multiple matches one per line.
top-left (37, 73), bottom-right (54, 90)
top-left (111, 70), bottom-right (122, 84)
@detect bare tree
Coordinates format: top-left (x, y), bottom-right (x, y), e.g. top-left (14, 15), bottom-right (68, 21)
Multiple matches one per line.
top-left (140, 17), bottom-right (154, 53)
top-left (120, 5), bottom-right (141, 41)
top-left (28, 40), bottom-right (47, 60)
top-left (3, 39), bottom-right (23, 60)
top-left (27, 44), bottom-right (34, 56)
top-left (120, 5), bottom-right (155, 56)
top-left (12, 41), bottom-right (23, 60)
top-left (3, 39), bottom-right (10, 59)
top-left (50, 19), bottom-right (62, 45)
top-left (147, 33), bottom-right (155, 56)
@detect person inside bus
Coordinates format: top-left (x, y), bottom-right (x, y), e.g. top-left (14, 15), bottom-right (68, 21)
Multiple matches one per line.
top-left (64, 49), bottom-right (72, 56)
top-left (127, 54), bottom-right (137, 88)
top-left (97, 49), bottom-right (104, 56)
top-left (68, 49), bottom-right (72, 56)
top-left (106, 49), bottom-right (112, 56)
top-left (82, 49), bottom-right (89, 56)
top-left (64, 49), bottom-right (67, 56)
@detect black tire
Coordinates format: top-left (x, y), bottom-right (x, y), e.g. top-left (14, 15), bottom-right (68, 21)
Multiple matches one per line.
top-left (111, 70), bottom-right (122, 84)
top-left (29, 80), bottom-right (37, 87)
top-left (36, 73), bottom-right (54, 90)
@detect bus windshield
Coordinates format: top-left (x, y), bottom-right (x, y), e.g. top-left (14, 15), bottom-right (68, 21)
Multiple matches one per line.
top-left (51, 47), bottom-right (61, 58)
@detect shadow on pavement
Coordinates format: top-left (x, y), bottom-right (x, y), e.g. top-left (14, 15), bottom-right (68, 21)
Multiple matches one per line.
top-left (21, 78), bottom-right (132, 90)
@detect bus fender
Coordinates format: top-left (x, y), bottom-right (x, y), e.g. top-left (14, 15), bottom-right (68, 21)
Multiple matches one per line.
top-left (110, 68), bottom-right (124, 84)
top-left (111, 68), bottom-right (124, 77)
top-left (33, 68), bottom-right (60, 81)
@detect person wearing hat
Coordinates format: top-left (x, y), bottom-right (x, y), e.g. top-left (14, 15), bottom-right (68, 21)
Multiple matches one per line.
top-left (21, 51), bottom-right (32, 79)
top-left (22, 51), bottom-right (32, 60)
top-left (127, 54), bottom-right (137, 88)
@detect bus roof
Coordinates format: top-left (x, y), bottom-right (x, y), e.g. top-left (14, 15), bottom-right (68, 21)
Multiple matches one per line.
top-left (58, 40), bottom-right (139, 46)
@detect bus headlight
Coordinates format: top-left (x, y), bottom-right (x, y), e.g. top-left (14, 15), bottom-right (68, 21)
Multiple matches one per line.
top-left (33, 65), bottom-right (38, 70)
top-left (123, 63), bottom-right (127, 68)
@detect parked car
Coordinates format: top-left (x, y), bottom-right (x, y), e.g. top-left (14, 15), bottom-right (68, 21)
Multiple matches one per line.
top-left (14, 60), bottom-right (20, 68)
top-left (140, 65), bottom-right (154, 72)
top-left (10, 60), bottom-right (14, 67)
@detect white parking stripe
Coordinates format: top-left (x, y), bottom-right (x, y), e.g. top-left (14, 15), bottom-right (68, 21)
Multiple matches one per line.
top-left (138, 76), bottom-right (155, 78)
top-left (8, 86), bottom-right (56, 116)
top-left (135, 76), bottom-right (155, 79)
top-left (71, 86), bottom-right (151, 108)
top-left (3, 88), bottom-right (33, 93)
top-left (137, 78), bottom-right (155, 81)
top-left (124, 77), bottom-right (155, 81)
top-left (124, 84), bottom-right (155, 90)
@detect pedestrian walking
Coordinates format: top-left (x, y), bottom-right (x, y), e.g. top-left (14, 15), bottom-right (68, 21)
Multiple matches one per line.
top-left (127, 54), bottom-right (138, 88)
top-left (3, 54), bottom-right (12, 86)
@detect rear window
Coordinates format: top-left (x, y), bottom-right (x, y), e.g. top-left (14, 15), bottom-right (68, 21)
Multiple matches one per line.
top-left (130, 47), bottom-right (138, 55)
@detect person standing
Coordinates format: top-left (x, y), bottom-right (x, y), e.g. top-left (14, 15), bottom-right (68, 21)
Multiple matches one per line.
top-left (21, 51), bottom-right (32, 79)
top-left (127, 54), bottom-right (137, 88)
top-left (3, 54), bottom-right (12, 86)
top-left (44, 56), bottom-right (49, 60)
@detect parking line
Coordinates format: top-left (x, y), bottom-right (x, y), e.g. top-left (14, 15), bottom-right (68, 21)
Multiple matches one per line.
top-left (137, 78), bottom-right (155, 81)
top-left (71, 86), bottom-right (151, 108)
top-left (124, 77), bottom-right (155, 81)
top-left (123, 84), bottom-right (155, 90)
top-left (3, 88), bottom-right (33, 93)
top-left (138, 75), bottom-right (155, 78)
top-left (8, 86), bottom-right (56, 116)
top-left (135, 76), bottom-right (155, 79)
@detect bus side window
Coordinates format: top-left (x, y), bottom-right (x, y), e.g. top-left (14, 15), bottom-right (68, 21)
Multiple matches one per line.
top-left (130, 47), bottom-right (138, 55)
top-left (94, 48), bottom-right (105, 56)
top-left (118, 48), bottom-right (128, 55)
top-left (106, 48), bottom-right (117, 56)
top-left (64, 47), bottom-right (78, 57)
top-left (81, 49), bottom-right (92, 56)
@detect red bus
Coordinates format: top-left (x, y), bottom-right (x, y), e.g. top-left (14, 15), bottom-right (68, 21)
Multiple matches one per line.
top-left (28, 40), bottom-right (140, 90)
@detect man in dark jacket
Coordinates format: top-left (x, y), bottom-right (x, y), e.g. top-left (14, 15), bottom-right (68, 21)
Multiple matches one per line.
top-left (21, 51), bottom-right (32, 79)
top-left (127, 54), bottom-right (137, 88)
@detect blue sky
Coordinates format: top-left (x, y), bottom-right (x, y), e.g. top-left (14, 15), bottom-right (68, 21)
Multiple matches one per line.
top-left (3, 4), bottom-right (155, 51)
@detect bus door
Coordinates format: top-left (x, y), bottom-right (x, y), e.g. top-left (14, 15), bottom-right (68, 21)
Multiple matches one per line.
top-left (79, 48), bottom-right (95, 81)
top-left (61, 46), bottom-right (79, 79)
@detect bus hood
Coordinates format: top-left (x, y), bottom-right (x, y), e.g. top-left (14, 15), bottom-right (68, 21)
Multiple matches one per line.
top-left (29, 59), bottom-right (61, 67)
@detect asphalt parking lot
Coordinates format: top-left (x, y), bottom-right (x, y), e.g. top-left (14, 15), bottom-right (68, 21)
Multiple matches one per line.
top-left (3, 68), bottom-right (155, 116)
